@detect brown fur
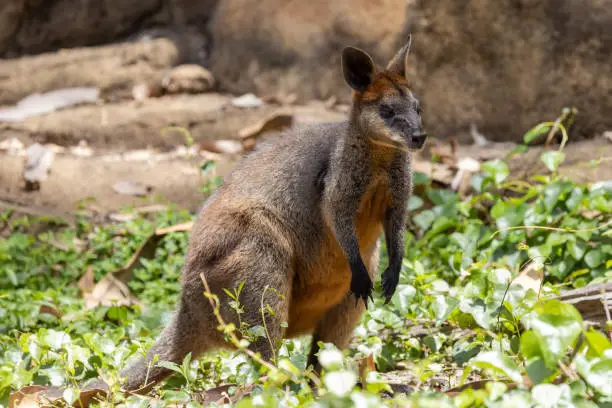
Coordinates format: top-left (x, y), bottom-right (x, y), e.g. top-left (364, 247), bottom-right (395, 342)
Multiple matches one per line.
top-left (83, 39), bottom-right (425, 394)
top-left (359, 72), bottom-right (410, 103)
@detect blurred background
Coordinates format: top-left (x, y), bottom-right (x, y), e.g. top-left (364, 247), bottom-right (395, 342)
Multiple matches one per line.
top-left (1, 0), bottom-right (611, 216)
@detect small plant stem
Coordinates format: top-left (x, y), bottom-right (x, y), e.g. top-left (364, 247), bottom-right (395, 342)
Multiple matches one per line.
top-left (558, 362), bottom-right (578, 382)
top-left (490, 219), bottom-right (612, 239)
top-left (199, 273), bottom-right (278, 372)
top-left (260, 286), bottom-right (277, 363)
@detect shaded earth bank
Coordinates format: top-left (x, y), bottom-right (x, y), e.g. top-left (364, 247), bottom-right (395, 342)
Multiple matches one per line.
top-left (2, 0), bottom-right (612, 142)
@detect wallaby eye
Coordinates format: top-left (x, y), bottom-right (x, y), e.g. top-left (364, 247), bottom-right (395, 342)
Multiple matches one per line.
top-left (415, 100), bottom-right (423, 115)
top-left (379, 104), bottom-right (395, 119)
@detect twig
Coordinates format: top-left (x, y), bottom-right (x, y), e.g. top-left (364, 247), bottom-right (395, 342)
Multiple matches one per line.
top-left (601, 285), bottom-right (612, 342)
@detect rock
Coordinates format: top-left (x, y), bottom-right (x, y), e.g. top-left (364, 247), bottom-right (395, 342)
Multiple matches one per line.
top-left (0, 0), bottom-right (219, 57)
top-left (208, 0), bottom-right (612, 142)
top-left (0, 39), bottom-right (179, 106)
top-left (0, 0), bottom-right (24, 55)
top-left (209, 0), bottom-right (407, 101)
top-left (162, 64), bottom-right (215, 94)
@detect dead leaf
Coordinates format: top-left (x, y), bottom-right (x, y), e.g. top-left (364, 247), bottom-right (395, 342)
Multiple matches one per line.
top-left (156, 221), bottom-right (194, 235)
top-left (9, 385), bottom-right (47, 408)
top-left (39, 304), bottom-right (62, 318)
top-left (9, 385), bottom-right (107, 408)
top-left (194, 383), bottom-right (256, 405)
top-left (238, 111), bottom-right (293, 140)
top-left (78, 266), bottom-right (95, 293)
top-left (199, 140), bottom-right (244, 154)
top-left (413, 159), bottom-right (454, 186)
top-left (112, 180), bottom-right (152, 197)
top-left (231, 93), bottom-right (263, 108)
top-left (429, 138), bottom-right (457, 167)
top-left (451, 157), bottom-right (481, 195)
top-left (83, 273), bottom-right (142, 309)
top-left (512, 259), bottom-right (544, 295)
top-left (0, 88), bottom-right (99, 122)
top-left (23, 144), bottom-right (55, 191)
top-left (357, 354), bottom-right (376, 388)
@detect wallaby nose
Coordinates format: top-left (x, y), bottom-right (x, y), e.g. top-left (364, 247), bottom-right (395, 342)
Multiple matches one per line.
top-left (411, 130), bottom-right (428, 148)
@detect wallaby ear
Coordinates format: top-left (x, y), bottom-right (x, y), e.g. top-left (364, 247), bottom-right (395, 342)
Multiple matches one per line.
top-left (386, 35), bottom-right (412, 77)
top-left (342, 46), bottom-right (375, 91)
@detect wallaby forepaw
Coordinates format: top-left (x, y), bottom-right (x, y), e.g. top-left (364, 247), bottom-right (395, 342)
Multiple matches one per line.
top-left (381, 268), bottom-right (399, 304)
top-left (350, 270), bottom-right (373, 309)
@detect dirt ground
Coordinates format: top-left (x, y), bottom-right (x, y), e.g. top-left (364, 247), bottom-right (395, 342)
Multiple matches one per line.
top-left (1, 91), bottom-right (611, 219)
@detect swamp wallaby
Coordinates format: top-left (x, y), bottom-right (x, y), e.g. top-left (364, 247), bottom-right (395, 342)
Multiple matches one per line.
top-left (93, 36), bottom-right (426, 393)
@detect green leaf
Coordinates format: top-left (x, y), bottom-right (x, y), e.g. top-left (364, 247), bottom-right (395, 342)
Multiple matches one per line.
top-left (39, 329), bottom-right (70, 350)
top-left (318, 348), bottom-right (343, 370)
top-left (542, 182), bottom-right (563, 212)
top-left (540, 151), bottom-right (566, 172)
top-left (531, 384), bottom-right (573, 407)
top-left (567, 239), bottom-right (587, 260)
top-left (584, 249), bottom-right (604, 268)
top-left (392, 284), bottom-right (417, 315)
top-left (412, 171), bottom-right (430, 186)
top-left (523, 300), bottom-right (583, 368)
top-left (413, 210), bottom-right (436, 231)
top-left (576, 356), bottom-right (612, 397)
top-left (482, 160), bottom-right (509, 185)
top-left (470, 350), bottom-right (523, 383)
top-left (431, 295), bottom-right (458, 324)
top-left (520, 330), bottom-right (542, 360)
top-left (323, 371), bottom-right (357, 397)
top-left (525, 357), bottom-right (556, 385)
top-left (524, 123), bottom-right (551, 144)
top-left (407, 195), bottom-right (424, 211)
top-left (586, 359), bottom-right (612, 396)
top-left (161, 390), bottom-right (191, 403)
top-left (427, 189), bottom-right (459, 206)
top-left (156, 361), bottom-right (183, 374)
top-left (584, 329), bottom-right (612, 358)
top-left (566, 187), bottom-right (584, 212)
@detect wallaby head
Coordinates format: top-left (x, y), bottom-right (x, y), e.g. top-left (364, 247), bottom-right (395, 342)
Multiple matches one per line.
top-left (341, 36), bottom-right (427, 151)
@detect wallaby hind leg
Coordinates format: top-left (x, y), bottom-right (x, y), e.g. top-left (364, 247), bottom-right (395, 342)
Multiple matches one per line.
top-left (216, 234), bottom-right (293, 363)
top-left (306, 292), bottom-right (365, 371)
top-left (119, 297), bottom-right (218, 393)
top-left (307, 243), bottom-right (379, 371)
top-left (81, 296), bottom-right (218, 394)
